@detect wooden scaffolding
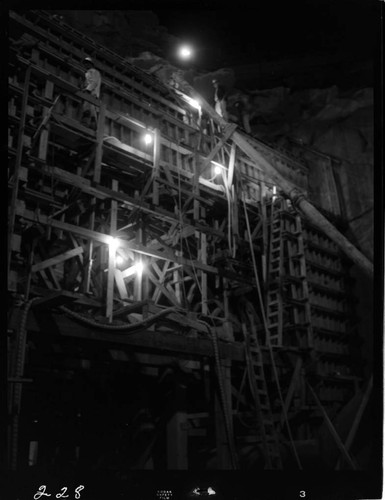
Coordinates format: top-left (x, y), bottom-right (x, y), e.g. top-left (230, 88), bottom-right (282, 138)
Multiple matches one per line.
top-left (7, 10), bottom-right (371, 472)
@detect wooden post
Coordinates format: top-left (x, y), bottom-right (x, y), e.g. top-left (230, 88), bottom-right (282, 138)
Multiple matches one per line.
top-left (38, 80), bottom-right (54, 160)
top-left (306, 381), bottom-right (357, 469)
top-left (106, 179), bottom-right (118, 321)
top-left (200, 208), bottom-right (208, 315)
top-left (213, 359), bottom-right (234, 469)
top-left (8, 64), bottom-right (31, 276)
top-left (335, 376), bottom-right (373, 470)
top-left (94, 102), bottom-right (105, 184)
top-left (152, 127), bottom-right (160, 205)
top-left (84, 102), bottom-right (105, 294)
top-left (166, 411), bottom-right (188, 469)
top-left (176, 78), bottom-right (373, 278)
top-left (167, 379), bottom-right (188, 469)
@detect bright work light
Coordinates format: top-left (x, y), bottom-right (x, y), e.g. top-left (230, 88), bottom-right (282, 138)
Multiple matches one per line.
top-left (179, 45), bottom-right (193, 59)
top-left (116, 255), bottom-right (124, 266)
top-left (133, 261), bottom-right (144, 274)
top-left (144, 133), bottom-right (153, 145)
top-left (108, 237), bottom-right (119, 251)
top-left (214, 166), bottom-right (222, 176)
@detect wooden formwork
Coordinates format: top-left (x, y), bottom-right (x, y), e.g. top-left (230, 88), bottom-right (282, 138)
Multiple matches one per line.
top-left (7, 10), bottom-right (367, 472)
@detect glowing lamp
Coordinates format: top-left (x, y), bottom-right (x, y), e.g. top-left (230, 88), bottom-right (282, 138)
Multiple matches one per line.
top-left (133, 261), bottom-right (144, 274)
top-left (108, 237), bottom-right (119, 251)
top-left (144, 133), bottom-right (153, 145)
top-left (116, 255), bottom-right (124, 266)
top-left (179, 45), bottom-right (193, 59)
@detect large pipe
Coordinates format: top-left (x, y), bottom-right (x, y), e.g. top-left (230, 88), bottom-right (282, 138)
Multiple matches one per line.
top-left (175, 76), bottom-right (373, 278)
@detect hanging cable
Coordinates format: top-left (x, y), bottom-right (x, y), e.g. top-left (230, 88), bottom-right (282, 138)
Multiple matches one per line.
top-left (240, 177), bottom-right (303, 470)
top-left (59, 304), bottom-right (180, 332)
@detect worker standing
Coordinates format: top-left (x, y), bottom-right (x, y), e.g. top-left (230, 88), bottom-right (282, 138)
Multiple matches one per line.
top-left (212, 79), bottom-right (228, 120)
top-left (80, 56), bottom-right (101, 128)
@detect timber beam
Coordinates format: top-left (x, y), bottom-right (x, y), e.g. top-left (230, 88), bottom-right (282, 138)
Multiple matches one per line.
top-left (175, 77), bottom-right (373, 278)
top-left (25, 311), bottom-right (246, 361)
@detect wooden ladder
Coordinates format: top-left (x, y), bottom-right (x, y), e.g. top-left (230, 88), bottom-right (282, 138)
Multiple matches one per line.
top-left (266, 197), bottom-right (314, 349)
top-left (240, 299), bottom-right (283, 469)
top-left (266, 197), bottom-right (285, 345)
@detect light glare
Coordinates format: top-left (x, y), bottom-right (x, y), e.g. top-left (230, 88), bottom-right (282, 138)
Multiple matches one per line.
top-left (134, 261), bottom-right (144, 274)
top-left (144, 133), bottom-right (153, 145)
top-left (214, 166), bottom-right (222, 176)
top-left (116, 255), bottom-right (124, 266)
top-left (179, 45), bottom-right (192, 59)
top-left (108, 237), bottom-right (119, 251)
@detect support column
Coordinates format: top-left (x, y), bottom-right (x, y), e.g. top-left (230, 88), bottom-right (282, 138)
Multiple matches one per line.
top-left (167, 379), bottom-right (188, 469)
top-left (152, 128), bottom-right (160, 205)
top-left (213, 359), bottom-right (234, 469)
top-left (8, 65), bottom-right (31, 276)
top-left (106, 179), bottom-right (118, 321)
top-left (38, 80), bottom-right (54, 160)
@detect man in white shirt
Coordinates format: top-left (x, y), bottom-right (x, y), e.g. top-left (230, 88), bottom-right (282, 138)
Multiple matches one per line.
top-left (81, 57), bottom-right (101, 128)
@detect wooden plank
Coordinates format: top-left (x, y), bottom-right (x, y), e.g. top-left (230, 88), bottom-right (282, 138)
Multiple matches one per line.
top-left (148, 268), bottom-right (180, 307)
top-left (32, 290), bottom-right (78, 308)
top-left (167, 411), bottom-right (188, 469)
top-left (280, 356), bottom-right (303, 428)
top-left (306, 381), bottom-right (357, 470)
top-left (113, 300), bottom-right (149, 318)
top-left (106, 179), bottom-right (118, 320)
top-left (152, 127), bottom-right (160, 204)
top-left (8, 65), bottom-right (31, 275)
top-left (114, 269), bottom-right (129, 300)
top-left (31, 246), bottom-right (84, 272)
top-left (335, 375), bottom-right (373, 470)
top-left (38, 80), bottom-right (54, 160)
top-left (94, 102), bottom-right (105, 183)
top-left (227, 142), bottom-right (236, 187)
top-left (198, 123), bottom-right (237, 176)
top-left (151, 260), bottom-right (171, 303)
top-left (24, 308), bottom-right (246, 360)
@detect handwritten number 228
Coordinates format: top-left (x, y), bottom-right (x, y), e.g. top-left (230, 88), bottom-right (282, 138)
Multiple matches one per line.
top-left (34, 485), bottom-right (84, 499)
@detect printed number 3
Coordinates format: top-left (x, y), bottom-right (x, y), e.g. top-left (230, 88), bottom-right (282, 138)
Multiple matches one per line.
top-left (300, 492), bottom-right (306, 498)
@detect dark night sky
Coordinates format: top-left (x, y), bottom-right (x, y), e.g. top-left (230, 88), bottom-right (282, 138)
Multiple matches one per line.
top-left (152, 0), bottom-right (378, 70)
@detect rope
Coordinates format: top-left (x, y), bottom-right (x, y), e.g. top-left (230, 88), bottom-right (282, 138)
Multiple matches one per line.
top-left (240, 179), bottom-right (303, 470)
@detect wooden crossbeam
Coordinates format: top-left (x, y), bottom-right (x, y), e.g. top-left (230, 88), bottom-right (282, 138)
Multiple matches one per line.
top-left (32, 290), bottom-right (78, 308)
top-left (198, 123), bottom-right (237, 176)
top-left (148, 268), bottom-right (180, 307)
top-left (335, 375), bottom-right (373, 470)
top-left (32, 246), bottom-right (84, 273)
top-left (280, 356), bottom-right (303, 428)
top-left (113, 300), bottom-right (149, 318)
top-left (114, 269), bottom-right (129, 300)
top-left (306, 381), bottom-right (357, 470)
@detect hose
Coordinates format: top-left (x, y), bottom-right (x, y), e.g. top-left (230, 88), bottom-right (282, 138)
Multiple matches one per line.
top-left (9, 297), bottom-right (40, 471)
top-left (59, 305), bottom-right (180, 332)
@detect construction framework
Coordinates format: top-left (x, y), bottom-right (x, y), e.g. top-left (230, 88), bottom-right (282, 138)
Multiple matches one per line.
top-left (8, 10), bottom-right (373, 472)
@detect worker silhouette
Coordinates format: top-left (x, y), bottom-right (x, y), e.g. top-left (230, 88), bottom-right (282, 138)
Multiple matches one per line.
top-left (212, 79), bottom-right (228, 120)
top-left (80, 56), bottom-right (101, 129)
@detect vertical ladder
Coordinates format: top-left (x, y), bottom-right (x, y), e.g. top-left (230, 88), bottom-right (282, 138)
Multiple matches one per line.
top-left (266, 197), bottom-right (285, 345)
top-left (284, 211), bottom-right (314, 349)
top-left (240, 299), bottom-right (283, 469)
top-left (266, 197), bottom-right (314, 349)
